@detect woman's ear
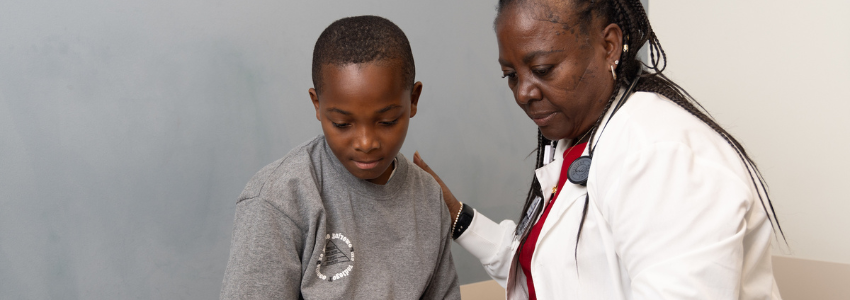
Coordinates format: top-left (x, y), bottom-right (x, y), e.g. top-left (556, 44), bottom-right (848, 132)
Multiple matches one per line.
top-left (409, 81), bottom-right (423, 118)
top-left (602, 23), bottom-right (624, 64)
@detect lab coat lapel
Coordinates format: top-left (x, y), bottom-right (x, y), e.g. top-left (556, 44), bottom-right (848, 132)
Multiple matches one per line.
top-left (536, 143), bottom-right (590, 248)
top-left (505, 140), bottom-right (569, 300)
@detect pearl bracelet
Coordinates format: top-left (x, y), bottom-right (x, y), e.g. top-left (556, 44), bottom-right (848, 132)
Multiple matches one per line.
top-left (451, 202), bottom-right (463, 236)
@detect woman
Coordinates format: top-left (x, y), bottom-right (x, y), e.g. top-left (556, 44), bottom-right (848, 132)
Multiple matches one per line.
top-left (413, 0), bottom-right (783, 299)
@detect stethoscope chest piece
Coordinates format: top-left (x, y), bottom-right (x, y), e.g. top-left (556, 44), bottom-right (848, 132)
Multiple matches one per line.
top-left (567, 156), bottom-right (592, 186)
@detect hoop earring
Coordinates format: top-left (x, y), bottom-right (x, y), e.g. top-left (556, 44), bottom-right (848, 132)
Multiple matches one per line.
top-left (610, 65), bottom-right (617, 80)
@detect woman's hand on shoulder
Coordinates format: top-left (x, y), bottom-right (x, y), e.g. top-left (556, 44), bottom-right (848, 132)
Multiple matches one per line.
top-left (413, 151), bottom-right (463, 222)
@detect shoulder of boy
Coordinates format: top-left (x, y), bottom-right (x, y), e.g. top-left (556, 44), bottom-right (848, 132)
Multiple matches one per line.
top-left (235, 137), bottom-right (325, 214)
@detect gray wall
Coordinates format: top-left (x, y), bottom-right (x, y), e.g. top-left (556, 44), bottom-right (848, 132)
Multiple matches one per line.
top-left (0, 0), bottom-right (538, 298)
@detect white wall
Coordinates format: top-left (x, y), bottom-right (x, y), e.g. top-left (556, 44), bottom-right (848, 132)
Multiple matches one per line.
top-left (649, 0), bottom-right (850, 264)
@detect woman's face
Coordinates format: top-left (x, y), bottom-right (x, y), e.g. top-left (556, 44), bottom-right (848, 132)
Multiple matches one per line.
top-left (496, 3), bottom-right (620, 141)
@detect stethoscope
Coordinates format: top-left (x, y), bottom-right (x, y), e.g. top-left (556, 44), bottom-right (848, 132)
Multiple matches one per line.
top-left (566, 76), bottom-right (641, 186)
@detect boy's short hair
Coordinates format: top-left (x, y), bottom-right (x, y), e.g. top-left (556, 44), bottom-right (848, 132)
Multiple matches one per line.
top-left (311, 15), bottom-right (415, 94)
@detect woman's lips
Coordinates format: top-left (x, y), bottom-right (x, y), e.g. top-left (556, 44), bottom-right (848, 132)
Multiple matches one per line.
top-left (353, 159), bottom-right (381, 170)
top-left (530, 111), bottom-right (557, 126)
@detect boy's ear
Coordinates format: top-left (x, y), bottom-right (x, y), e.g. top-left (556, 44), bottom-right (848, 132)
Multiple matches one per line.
top-left (409, 81), bottom-right (423, 118)
top-left (309, 88), bottom-right (321, 121)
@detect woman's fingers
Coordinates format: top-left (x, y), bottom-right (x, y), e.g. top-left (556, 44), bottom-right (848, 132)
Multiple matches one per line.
top-left (414, 151), bottom-right (463, 223)
top-left (413, 151), bottom-right (437, 178)
top-left (414, 151), bottom-right (448, 189)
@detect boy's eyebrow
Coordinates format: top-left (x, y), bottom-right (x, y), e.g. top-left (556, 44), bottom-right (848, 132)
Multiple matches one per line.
top-left (377, 104), bottom-right (401, 113)
top-left (327, 108), bottom-right (352, 115)
top-left (326, 105), bottom-right (400, 115)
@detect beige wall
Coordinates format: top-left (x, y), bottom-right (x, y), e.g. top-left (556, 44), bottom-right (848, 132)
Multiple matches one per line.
top-left (649, 0), bottom-right (850, 265)
top-left (773, 256), bottom-right (850, 300)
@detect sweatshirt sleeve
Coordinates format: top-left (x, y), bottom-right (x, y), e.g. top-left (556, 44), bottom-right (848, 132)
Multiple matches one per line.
top-left (602, 142), bottom-right (751, 299)
top-left (421, 193), bottom-right (462, 300)
top-left (220, 197), bottom-right (304, 300)
top-left (454, 209), bottom-right (518, 288)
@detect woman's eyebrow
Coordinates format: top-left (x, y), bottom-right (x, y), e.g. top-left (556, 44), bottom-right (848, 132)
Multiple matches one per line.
top-left (523, 49), bottom-right (564, 64)
top-left (498, 58), bottom-right (512, 67)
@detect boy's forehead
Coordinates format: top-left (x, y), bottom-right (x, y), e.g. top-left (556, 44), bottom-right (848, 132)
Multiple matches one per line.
top-left (318, 62), bottom-right (410, 108)
top-left (320, 61), bottom-right (408, 92)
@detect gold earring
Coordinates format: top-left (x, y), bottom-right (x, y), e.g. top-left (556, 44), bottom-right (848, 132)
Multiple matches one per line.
top-left (610, 65), bottom-right (617, 80)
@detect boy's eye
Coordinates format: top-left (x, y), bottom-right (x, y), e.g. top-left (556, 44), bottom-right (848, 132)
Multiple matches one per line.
top-left (379, 118), bottom-right (399, 126)
top-left (331, 122), bottom-right (350, 128)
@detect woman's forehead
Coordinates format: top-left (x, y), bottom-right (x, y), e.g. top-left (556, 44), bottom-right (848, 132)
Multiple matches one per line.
top-left (499, 0), bottom-right (575, 25)
top-left (496, 5), bottom-right (585, 58)
top-left (497, 1), bottom-right (583, 38)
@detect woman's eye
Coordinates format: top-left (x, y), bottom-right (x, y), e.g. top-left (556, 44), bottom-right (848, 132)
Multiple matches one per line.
top-left (331, 122), bottom-right (350, 128)
top-left (532, 66), bottom-right (551, 76)
top-left (379, 119), bottom-right (399, 126)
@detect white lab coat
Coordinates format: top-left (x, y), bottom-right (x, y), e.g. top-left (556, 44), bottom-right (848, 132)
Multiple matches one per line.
top-left (456, 91), bottom-right (782, 299)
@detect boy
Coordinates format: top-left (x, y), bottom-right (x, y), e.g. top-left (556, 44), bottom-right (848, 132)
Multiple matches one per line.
top-left (220, 16), bottom-right (461, 299)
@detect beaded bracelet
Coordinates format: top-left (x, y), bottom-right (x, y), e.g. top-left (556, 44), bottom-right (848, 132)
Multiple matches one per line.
top-left (452, 202), bottom-right (475, 240)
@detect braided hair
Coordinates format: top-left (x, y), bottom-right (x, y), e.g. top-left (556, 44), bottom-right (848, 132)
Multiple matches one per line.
top-left (499, 0), bottom-right (785, 260)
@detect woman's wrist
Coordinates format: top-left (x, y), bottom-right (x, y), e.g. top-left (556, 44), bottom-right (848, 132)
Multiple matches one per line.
top-left (448, 200), bottom-right (462, 223)
top-left (451, 202), bottom-right (475, 240)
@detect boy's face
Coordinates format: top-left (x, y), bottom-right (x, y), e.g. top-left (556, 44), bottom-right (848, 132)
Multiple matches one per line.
top-left (310, 62), bottom-right (422, 185)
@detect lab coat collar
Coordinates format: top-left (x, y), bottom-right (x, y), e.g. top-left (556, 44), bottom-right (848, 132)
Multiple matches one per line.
top-left (533, 139), bottom-right (569, 206)
top-left (533, 86), bottom-right (627, 189)
top-left (589, 86), bottom-right (628, 151)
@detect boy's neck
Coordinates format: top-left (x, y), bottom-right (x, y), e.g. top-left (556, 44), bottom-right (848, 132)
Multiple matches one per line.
top-left (366, 159), bottom-right (396, 185)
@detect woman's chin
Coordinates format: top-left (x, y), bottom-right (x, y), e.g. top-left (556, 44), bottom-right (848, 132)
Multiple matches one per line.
top-left (538, 127), bottom-right (570, 141)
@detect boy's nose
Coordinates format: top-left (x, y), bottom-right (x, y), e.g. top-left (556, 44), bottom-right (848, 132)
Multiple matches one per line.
top-left (353, 127), bottom-right (380, 153)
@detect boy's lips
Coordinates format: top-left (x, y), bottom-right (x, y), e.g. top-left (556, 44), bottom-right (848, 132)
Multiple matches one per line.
top-left (353, 158), bottom-right (382, 170)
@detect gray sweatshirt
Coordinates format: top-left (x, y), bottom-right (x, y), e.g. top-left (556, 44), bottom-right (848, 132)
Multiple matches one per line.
top-left (220, 135), bottom-right (460, 299)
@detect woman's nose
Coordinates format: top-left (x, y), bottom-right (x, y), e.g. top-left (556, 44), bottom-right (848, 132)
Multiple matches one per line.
top-left (514, 75), bottom-right (542, 105)
top-left (353, 126), bottom-right (380, 153)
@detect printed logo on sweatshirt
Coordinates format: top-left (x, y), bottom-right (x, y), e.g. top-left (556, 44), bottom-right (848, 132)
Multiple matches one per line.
top-left (316, 232), bottom-right (354, 282)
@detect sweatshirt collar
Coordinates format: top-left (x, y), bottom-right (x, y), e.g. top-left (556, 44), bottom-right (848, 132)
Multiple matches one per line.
top-left (321, 136), bottom-right (408, 200)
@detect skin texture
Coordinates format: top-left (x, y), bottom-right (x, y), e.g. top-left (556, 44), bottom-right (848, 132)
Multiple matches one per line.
top-left (310, 62), bottom-right (422, 185)
top-left (415, 0), bottom-right (623, 220)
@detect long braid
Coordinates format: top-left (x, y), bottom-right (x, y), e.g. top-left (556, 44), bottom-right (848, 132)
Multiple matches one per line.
top-left (498, 0), bottom-right (785, 262)
top-left (640, 75), bottom-right (784, 238)
top-left (515, 131), bottom-right (547, 236)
